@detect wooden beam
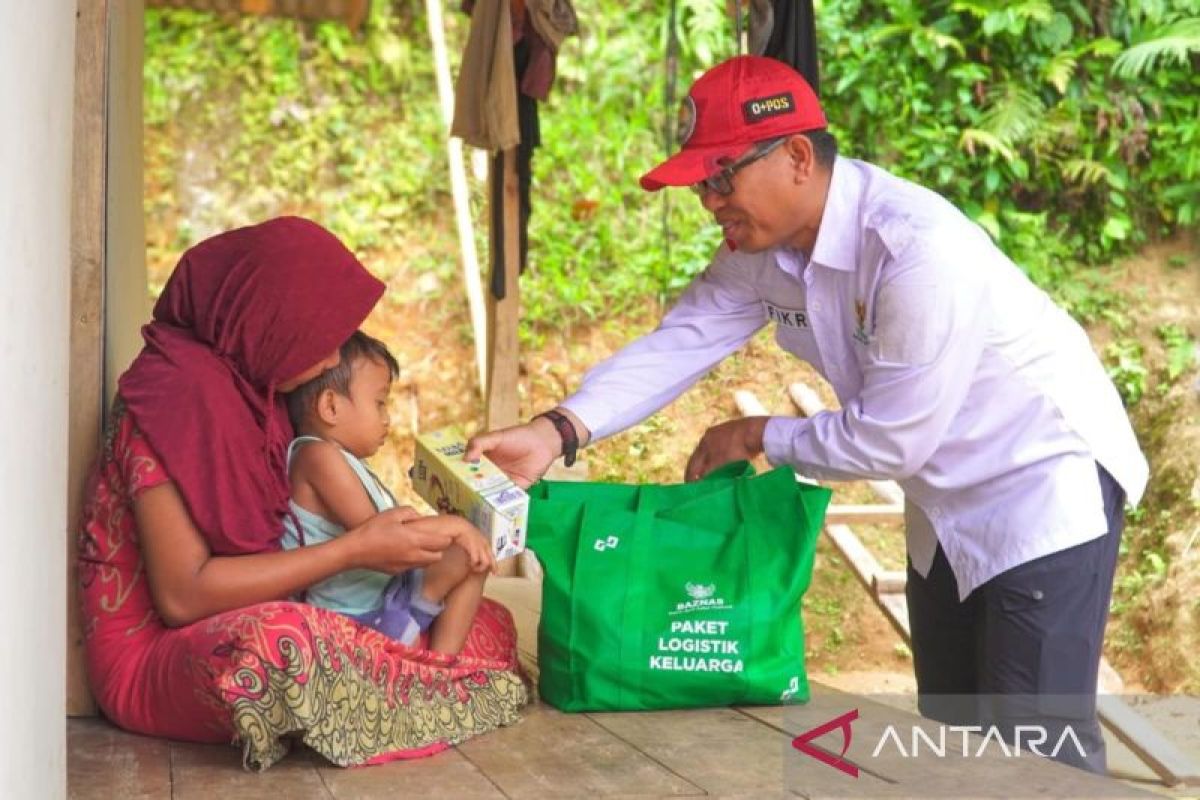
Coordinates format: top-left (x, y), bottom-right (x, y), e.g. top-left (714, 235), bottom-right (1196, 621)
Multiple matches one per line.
top-left (104, 0), bottom-right (149, 403)
top-left (484, 148), bottom-right (521, 432)
top-left (787, 381), bottom-right (905, 505)
top-left (485, 148), bottom-right (521, 575)
top-left (1097, 695), bottom-right (1200, 786)
top-left (426, 0), bottom-right (487, 396)
top-left (825, 504), bottom-right (904, 524)
top-left (66, 0), bottom-right (110, 719)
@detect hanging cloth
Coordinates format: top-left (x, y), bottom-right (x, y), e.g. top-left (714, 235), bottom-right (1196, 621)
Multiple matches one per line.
top-left (761, 0), bottom-right (820, 96)
top-left (489, 34), bottom-right (542, 299)
top-left (452, 0), bottom-right (521, 151)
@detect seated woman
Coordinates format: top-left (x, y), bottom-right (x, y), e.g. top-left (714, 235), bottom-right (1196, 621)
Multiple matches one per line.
top-left (77, 216), bottom-right (527, 770)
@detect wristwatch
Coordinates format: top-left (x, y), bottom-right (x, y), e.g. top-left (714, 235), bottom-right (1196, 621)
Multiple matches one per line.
top-left (536, 409), bottom-right (579, 467)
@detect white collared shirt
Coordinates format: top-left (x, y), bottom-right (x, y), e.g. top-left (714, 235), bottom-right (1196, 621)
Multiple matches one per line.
top-left (561, 157), bottom-right (1148, 599)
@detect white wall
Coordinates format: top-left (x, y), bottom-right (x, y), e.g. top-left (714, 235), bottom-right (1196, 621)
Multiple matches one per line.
top-left (0, 3), bottom-right (77, 798)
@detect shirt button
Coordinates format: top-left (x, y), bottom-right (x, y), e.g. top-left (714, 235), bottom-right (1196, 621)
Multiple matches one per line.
top-left (811, 301), bottom-right (822, 311)
top-left (1032, 589), bottom-right (1044, 600)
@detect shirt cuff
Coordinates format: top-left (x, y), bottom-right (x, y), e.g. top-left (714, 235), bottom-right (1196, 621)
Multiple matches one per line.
top-left (763, 415), bottom-right (807, 468)
top-left (558, 393), bottom-right (610, 443)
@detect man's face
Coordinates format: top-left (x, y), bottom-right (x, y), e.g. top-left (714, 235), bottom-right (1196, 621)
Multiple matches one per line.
top-left (695, 137), bottom-right (810, 254)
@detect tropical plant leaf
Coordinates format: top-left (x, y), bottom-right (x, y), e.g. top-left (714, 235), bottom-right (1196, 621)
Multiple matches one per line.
top-left (1112, 18), bottom-right (1200, 78)
top-left (1062, 158), bottom-right (1114, 186)
top-left (977, 83), bottom-right (1045, 146)
top-left (1043, 51), bottom-right (1078, 93)
top-left (959, 128), bottom-right (1017, 162)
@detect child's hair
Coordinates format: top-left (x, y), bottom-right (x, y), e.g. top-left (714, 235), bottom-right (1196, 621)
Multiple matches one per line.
top-left (286, 330), bottom-right (399, 431)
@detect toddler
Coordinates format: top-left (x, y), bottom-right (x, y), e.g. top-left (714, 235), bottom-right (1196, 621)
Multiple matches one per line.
top-left (283, 331), bottom-right (494, 654)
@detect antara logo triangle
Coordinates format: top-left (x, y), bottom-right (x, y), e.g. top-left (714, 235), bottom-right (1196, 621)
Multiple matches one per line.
top-left (791, 708), bottom-right (860, 778)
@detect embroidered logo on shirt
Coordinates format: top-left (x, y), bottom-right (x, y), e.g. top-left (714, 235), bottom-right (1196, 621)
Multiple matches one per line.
top-left (765, 302), bottom-right (810, 329)
top-left (853, 300), bottom-right (870, 345)
top-left (743, 92), bottom-right (795, 124)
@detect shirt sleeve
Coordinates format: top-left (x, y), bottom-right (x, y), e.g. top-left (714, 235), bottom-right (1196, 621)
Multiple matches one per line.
top-left (561, 250), bottom-right (766, 441)
top-left (763, 248), bottom-right (989, 481)
top-left (120, 416), bottom-right (172, 497)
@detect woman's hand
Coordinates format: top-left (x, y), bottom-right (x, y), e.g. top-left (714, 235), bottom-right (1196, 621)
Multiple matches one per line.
top-left (137, 481), bottom-right (426, 628)
top-left (343, 508), bottom-right (455, 574)
top-left (684, 416), bottom-right (769, 481)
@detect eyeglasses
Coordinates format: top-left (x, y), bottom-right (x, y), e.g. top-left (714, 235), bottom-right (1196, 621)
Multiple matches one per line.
top-left (690, 137), bottom-right (787, 197)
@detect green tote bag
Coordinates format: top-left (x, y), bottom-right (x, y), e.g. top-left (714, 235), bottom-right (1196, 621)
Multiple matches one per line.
top-left (526, 462), bottom-right (831, 712)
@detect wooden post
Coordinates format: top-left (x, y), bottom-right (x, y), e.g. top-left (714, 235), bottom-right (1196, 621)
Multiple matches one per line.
top-left (68, 0), bottom-right (147, 717)
top-left (105, 0), bottom-right (149, 403)
top-left (485, 148), bottom-right (522, 432)
top-left (426, 0), bottom-right (488, 397)
top-left (486, 149), bottom-right (522, 576)
top-left (66, 0), bottom-right (109, 718)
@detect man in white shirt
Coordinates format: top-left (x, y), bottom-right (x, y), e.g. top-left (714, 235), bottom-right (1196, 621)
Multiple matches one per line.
top-left (468, 54), bottom-right (1147, 773)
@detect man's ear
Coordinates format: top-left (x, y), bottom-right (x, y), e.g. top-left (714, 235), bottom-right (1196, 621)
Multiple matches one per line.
top-left (784, 134), bottom-right (816, 183)
top-left (315, 388), bottom-right (340, 426)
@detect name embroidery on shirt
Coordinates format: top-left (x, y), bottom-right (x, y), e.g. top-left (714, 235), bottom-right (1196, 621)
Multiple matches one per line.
top-left (764, 302), bottom-right (810, 329)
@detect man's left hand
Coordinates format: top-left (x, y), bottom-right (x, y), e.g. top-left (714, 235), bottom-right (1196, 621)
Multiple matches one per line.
top-left (684, 416), bottom-right (769, 482)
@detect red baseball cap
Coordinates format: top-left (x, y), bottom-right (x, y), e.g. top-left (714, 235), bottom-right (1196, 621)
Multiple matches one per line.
top-left (640, 55), bottom-right (827, 192)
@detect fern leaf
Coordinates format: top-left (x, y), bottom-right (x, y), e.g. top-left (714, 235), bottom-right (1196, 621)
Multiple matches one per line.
top-left (1061, 158), bottom-right (1113, 186)
top-left (1112, 18), bottom-right (1200, 78)
top-left (959, 128), bottom-right (1017, 162)
top-left (978, 83), bottom-right (1044, 146)
top-left (1043, 52), bottom-right (1077, 93)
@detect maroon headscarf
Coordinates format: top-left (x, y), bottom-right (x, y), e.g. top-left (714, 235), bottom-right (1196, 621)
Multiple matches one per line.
top-left (118, 217), bottom-right (385, 555)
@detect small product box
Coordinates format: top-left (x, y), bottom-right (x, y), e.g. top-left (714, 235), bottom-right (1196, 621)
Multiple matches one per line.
top-left (410, 426), bottom-right (528, 561)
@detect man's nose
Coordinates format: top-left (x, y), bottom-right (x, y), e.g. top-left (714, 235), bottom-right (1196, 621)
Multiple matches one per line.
top-left (699, 187), bottom-right (725, 213)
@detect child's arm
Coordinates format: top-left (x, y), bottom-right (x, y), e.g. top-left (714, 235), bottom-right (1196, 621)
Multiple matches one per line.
top-left (290, 441), bottom-right (380, 530)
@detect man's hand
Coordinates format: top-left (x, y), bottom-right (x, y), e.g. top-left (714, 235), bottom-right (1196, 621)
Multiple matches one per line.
top-left (466, 410), bottom-right (590, 487)
top-left (684, 416), bottom-right (769, 482)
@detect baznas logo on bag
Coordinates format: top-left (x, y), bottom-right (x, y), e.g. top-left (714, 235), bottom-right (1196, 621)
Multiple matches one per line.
top-left (673, 581), bottom-right (734, 614)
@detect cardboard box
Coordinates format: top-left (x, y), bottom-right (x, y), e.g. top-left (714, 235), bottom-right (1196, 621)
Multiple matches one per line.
top-left (410, 426), bottom-right (528, 561)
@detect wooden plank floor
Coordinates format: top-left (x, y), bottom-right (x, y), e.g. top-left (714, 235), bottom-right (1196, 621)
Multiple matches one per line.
top-left (68, 579), bottom-right (1167, 800)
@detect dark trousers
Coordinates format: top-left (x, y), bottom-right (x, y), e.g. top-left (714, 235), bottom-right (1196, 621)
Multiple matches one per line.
top-left (906, 465), bottom-right (1124, 774)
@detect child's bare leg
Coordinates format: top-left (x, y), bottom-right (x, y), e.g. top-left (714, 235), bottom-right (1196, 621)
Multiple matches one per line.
top-left (428, 571), bottom-right (487, 655)
top-left (418, 544), bottom-right (487, 655)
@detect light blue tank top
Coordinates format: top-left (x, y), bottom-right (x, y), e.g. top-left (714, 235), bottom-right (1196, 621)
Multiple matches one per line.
top-left (281, 436), bottom-right (399, 615)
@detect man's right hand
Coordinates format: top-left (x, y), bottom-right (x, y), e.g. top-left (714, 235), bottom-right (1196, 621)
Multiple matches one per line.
top-left (465, 417), bottom-right (563, 488)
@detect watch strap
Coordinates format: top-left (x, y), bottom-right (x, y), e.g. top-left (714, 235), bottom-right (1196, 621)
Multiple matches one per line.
top-left (537, 409), bottom-right (579, 468)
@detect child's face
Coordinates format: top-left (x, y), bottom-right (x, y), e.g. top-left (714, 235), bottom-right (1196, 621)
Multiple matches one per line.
top-left (333, 356), bottom-right (392, 459)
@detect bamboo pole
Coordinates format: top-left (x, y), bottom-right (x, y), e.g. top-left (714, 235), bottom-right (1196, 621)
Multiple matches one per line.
top-left (425, 0), bottom-right (488, 397)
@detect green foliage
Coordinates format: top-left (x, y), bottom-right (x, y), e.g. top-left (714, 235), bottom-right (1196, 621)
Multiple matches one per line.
top-left (144, 0), bottom-right (1199, 327)
top-left (144, 2), bottom-right (450, 282)
top-left (1105, 338), bottom-right (1149, 405)
top-left (818, 0), bottom-right (1200, 303)
top-left (521, 0), bottom-right (735, 326)
top-left (1155, 322), bottom-right (1198, 382)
